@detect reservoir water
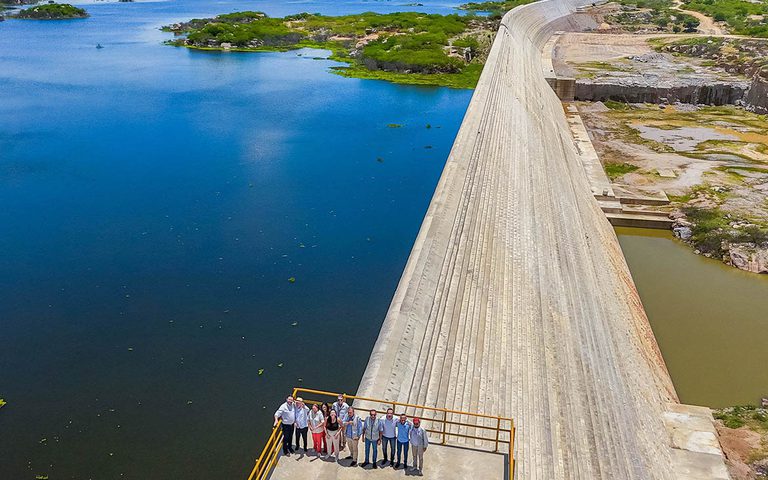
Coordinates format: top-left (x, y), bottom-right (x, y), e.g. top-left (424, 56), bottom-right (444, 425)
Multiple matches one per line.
top-left (1, 1), bottom-right (766, 479)
top-left (0, 1), bottom-right (472, 478)
top-left (617, 228), bottom-right (768, 408)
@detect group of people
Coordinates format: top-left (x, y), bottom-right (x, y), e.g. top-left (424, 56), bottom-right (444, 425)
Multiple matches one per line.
top-left (274, 394), bottom-right (430, 475)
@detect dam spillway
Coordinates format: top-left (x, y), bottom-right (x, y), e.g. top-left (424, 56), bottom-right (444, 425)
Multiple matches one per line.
top-left (353, 0), bottom-right (725, 478)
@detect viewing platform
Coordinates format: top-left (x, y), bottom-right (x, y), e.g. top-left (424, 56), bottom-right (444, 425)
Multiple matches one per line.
top-left (248, 388), bottom-right (513, 480)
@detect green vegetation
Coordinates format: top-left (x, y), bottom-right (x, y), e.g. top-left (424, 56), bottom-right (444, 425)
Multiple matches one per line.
top-left (610, 0), bottom-right (700, 32)
top-left (604, 162), bottom-right (639, 179)
top-left (682, 205), bottom-right (768, 255)
top-left (658, 36), bottom-right (768, 76)
top-left (715, 405), bottom-right (768, 430)
top-left (16, 3), bottom-right (88, 19)
top-left (603, 100), bottom-right (631, 111)
top-left (164, 11), bottom-right (497, 88)
top-left (458, 0), bottom-right (536, 18)
top-left (682, 0), bottom-right (768, 37)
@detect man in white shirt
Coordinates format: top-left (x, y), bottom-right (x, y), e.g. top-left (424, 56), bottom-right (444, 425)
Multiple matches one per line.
top-left (332, 394), bottom-right (350, 449)
top-left (294, 397), bottom-right (310, 452)
top-left (380, 408), bottom-right (398, 466)
top-left (273, 395), bottom-right (296, 455)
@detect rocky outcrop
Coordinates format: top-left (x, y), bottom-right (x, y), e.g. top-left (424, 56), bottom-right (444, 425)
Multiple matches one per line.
top-left (745, 67), bottom-right (768, 115)
top-left (575, 81), bottom-right (748, 105)
top-left (725, 242), bottom-right (768, 274)
top-left (659, 38), bottom-right (768, 111)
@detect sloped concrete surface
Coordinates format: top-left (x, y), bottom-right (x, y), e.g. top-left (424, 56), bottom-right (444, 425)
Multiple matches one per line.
top-left (349, 0), bottom-right (728, 479)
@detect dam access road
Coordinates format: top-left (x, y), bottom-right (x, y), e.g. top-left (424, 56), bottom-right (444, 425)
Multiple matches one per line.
top-left (268, 0), bottom-right (732, 478)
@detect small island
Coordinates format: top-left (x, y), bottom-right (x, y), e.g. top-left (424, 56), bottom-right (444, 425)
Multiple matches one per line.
top-left (163, 10), bottom-right (508, 88)
top-left (16, 3), bottom-right (88, 20)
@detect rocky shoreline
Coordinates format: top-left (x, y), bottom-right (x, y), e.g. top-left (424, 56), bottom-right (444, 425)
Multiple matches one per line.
top-left (672, 211), bottom-right (768, 274)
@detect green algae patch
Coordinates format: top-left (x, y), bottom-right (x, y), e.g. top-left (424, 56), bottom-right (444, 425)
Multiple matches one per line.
top-left (16, 3), bottom-right (88, 19)
top-left (163, 11), bottom-right (497, 88)
top-left (604, 162), bottom-right (639, 180)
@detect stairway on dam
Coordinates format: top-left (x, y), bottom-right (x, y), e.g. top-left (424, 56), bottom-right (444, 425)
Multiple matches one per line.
top-left (267, 0), bottom-right (732, 478)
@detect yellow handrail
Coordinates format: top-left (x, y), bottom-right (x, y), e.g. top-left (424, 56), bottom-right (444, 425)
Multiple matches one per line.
top-left (246, 387), bottom-right (515, 480)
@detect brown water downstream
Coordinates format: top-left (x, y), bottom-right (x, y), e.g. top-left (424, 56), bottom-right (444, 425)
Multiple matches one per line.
top-left (616, 227), bottom-right (768, 408)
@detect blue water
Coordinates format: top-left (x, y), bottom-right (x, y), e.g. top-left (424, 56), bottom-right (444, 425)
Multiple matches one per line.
top-left (0, 1), bottom-right (472, 478)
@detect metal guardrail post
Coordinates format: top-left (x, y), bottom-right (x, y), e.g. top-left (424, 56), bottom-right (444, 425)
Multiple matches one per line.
top-left (441, 410), bottom-right (447, 444)
top-left (510, 424), bottom-right (516, 479)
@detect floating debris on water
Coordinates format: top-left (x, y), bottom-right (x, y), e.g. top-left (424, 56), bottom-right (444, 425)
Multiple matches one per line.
top-left (291, 321), bottom-right (298, 327)
top-left (387, 123), bottom-right (403, 128)
top-left (277, 363), bottom-right (284, 368)
top-left (258, 368), bottom-right (265, 376)
top-left (287, 277), bottom-right (296, 283)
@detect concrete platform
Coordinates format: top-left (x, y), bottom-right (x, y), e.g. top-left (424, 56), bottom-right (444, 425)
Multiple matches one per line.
top-left (270, 444), bottom-right (506, 480)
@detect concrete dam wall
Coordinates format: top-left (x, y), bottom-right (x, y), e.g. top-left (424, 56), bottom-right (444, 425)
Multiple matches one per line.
top-left (354, 0), bottom-right (703, 478)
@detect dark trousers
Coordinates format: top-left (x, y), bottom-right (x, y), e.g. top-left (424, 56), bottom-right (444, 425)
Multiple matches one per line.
top-left (364, 439), bottom-right (379, 463)
top-left (295, 426), bottom-right (308, 450)
top-left (396, 440), bottom-right (409, 466)
top-left (382, 436), bottom-right (396, 461)
top-left (281, 423), bottom-right (295, 454)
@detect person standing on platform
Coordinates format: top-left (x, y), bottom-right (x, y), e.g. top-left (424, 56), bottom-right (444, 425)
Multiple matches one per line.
top-left (320, 403), bottom-right (332, 454)
top-left (361, 409), bottom-right (383, 469)
top-left (308, 403), bottom-right (325, 455)
top-left (332, 394), bottom-right (350, 451)
top-left (325, 410), bottom-right (342, 462)
top-left (273, 395), bottom-right (296, 456)
top-left (343, 406), bottom-right (364, 466)
top-left (395, 413), bottom-right (412, 469)
top-left (294, 397), bottom-right (310, 452)
top-left (380, 408), bottom-right (397, 466)
top-left (409, 417), bottom-right (429, 476)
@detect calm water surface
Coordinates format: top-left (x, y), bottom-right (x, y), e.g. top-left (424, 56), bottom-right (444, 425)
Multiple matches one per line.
top-left (0, 1), bottom-right (472, 478)
top-left (617, 227), bottom-right (768, 408)
top-left (2, 1), bottom-right (767, 478)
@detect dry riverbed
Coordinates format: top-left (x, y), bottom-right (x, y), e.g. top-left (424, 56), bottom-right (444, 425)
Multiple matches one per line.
top-left (579, 101), bottom-right (768, 273)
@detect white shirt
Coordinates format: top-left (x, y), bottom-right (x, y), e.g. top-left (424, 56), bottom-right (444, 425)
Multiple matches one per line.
top-left (274, 402), bottom-right (296, 425)
top-left (309, 410), bottom-right (325, 433)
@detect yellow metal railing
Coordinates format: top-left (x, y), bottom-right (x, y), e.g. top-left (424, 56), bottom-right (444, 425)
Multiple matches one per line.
top-left (246, 387), bottom-right (515, 480)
